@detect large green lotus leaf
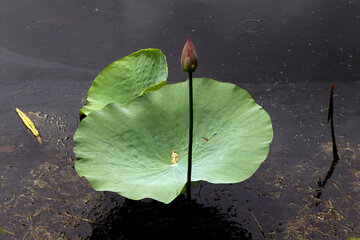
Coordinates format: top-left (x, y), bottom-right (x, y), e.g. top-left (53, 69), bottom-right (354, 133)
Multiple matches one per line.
top-left (74, 78), bottom-right (273, 204)
top-left (79, 48), bottom-right (168, 116)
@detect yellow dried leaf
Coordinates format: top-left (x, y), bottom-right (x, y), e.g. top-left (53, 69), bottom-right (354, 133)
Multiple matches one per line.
top-left (171, 150), bottom-right (179, 164)
top-left (15, 108), bottom-right (42, 144)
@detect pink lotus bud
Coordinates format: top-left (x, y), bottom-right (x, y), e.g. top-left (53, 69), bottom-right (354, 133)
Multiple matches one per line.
top-left (181, 38), bottom-right (198, 73)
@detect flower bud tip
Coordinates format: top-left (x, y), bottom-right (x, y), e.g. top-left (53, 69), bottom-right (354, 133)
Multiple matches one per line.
top-left (181, 38), bottom-right (198, 73)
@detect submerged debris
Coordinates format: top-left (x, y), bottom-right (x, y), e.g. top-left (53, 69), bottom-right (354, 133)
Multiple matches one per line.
top-left (0, 145), bottom-right (16, 153)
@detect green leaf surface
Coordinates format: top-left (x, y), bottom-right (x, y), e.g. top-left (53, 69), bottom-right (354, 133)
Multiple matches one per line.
top-left (80, 48), bottom-right (168, 116)
top-left (74, 78), bottom-right (273, 203)
top-left (0, 226), bottom-right (4, 237)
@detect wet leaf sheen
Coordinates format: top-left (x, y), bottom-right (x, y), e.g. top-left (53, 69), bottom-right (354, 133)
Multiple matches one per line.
top-left (74, 78), bottom-right (273, 204)
top-left (80, 48), bottom-right (168, 116)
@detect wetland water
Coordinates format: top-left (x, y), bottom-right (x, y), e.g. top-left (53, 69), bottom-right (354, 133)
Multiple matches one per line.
top-left (1, 0), bottom-right (360, 239)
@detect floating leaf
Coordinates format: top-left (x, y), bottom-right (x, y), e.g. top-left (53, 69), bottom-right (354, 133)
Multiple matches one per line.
top-left (15, 108), bottom-right (42, 144)
top-left (79, 48), bottom-right (168, 116)
top-left (74, 78), bottom-right (273, 204)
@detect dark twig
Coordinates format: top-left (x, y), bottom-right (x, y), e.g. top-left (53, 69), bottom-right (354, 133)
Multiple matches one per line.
top-left (315, 85), bottom-right (340, 199)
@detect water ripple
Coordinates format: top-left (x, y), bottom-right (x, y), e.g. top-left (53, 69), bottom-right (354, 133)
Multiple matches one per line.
top-left (239, 18), bottom-right (265, 34)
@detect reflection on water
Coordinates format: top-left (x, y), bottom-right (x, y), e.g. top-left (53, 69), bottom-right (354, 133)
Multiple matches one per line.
top-left (0, 47), bottom-right (98, 75)
top-left (88, 195), bottom-right (251, 240)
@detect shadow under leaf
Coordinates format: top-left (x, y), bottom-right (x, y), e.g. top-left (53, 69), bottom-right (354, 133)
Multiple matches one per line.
top-left (87, 194), bottom-right (251, 240)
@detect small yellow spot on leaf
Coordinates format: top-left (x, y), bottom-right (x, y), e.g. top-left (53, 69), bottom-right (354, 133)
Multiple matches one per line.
top-left (171, 150), bottom-right (179, 164)
top-left (15, 108), bottom-right (42, 144)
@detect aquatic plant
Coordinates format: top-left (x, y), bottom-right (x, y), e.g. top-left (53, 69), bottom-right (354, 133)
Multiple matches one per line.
top-left (74, 42), bottom-right (273, 204)
top-left (79, 48), bottom-right (167, 116)
top-left (181, 38), bottom-right (198, 201)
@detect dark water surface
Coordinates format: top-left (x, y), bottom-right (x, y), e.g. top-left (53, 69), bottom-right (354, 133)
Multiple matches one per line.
top-left (1, 0), bottom-right (360, 239)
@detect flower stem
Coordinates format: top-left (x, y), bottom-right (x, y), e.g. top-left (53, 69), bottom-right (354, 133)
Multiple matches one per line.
top-left (187, 72), bottom-right (193, 202)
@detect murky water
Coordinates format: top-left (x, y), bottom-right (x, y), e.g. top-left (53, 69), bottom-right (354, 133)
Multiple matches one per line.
top-left (1, 0), bottom-right (360, 239)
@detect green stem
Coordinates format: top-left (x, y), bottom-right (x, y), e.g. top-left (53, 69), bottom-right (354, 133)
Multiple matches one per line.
top-left (187, 72), bottom-right (193, 201)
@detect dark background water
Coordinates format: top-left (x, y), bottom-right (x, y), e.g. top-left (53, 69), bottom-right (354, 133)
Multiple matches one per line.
top-left (1, 0), bottom-right (360, 239)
